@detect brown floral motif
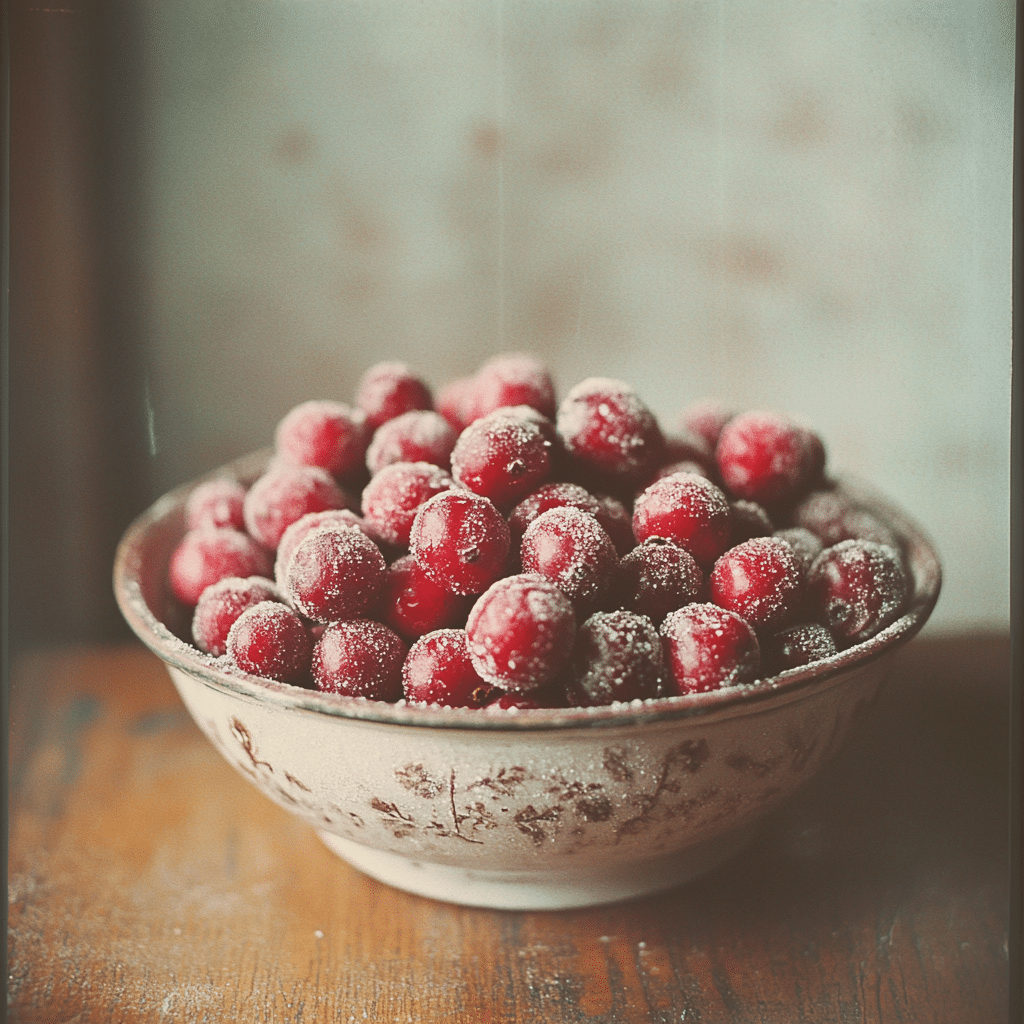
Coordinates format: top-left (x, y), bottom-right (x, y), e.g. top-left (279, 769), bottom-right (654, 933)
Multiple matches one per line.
top-left (370, 797), bottom-right (417, 839)
top-left (395, 762), bottom-right (446, 799)
top-left (725, 750), bottom-right (786, 778)
top-left (285, 771), bottom-right (311, 792)
top-left (615, 739), bottom-right (711, 838)
top-left (230, 717), bottom-right (273, 773)
top-left (475, 766), bottom-right (528, 797)
top-left (575, 793), bottom-right (614, 823)
top-left (514, 804), bottom-right (563, 845)
top-left (602, 746), bottom-right (634, 783)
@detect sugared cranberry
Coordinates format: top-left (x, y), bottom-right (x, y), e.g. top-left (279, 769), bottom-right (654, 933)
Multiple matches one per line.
top-left (729, 500), bottom-right (774, 544)
top-left (169, 527), bottom-right (273, 607)
top-left (613, 537), bottom-right (702, 624)
top-left (378, 554), bottom-right (471, 641)
top-left (402, 629), bottom-right (494, 707)
top-left (632, 471), bottom-right (732, 567)
top-left (567, 610), bottom-right (665, 706)
top-left (274, 400), bottom-right (368, 482)
top-left (192, 575), bottom-right (284, 656)
top-left (649, 459), bottom-right (711, 487)
top-left (773, 526), bottom-right (824, 573)
top-left (462, 352), bottom-right (557, 423)
top-left (226, 601), bottom-right (313, 684)
top-left (659, 603), bottom-right (761, 695)
top-left (355, 361), bottom-right (432, 432)
top-left (679, 399), bottom-right (735, 451)
top-left (243, 462), bottom-right (350, 550)
top-left (520, 506), bottom-right (617, 613)
top-left (710, 536), bottom-right (805, 631)
top-left (365, 410), bottom-right (458, 476)
top-left (715, 410), bottom-right (824, 506)
top-left (283, 525), bottom-right (387, 623)
top-left (465, 574), bottom-right (576, 692)
top-left (361, 461), bottom-right (456, 547)
top-left (450, 410), bottom-right (554, 509)
top-left (761, 622), bottom-right (837, 674)
top-left (185, 478), bottom-right (247, 531)
top-left (409, 490), bottom-right (511, 596)
top-left (593, 494), bottom-right (636, 556)
top-left (274, 508), bottom-right (367, 587)
top-left (312, 619), bottom-right (407, 700)
top-left (508, 482), bottom-right (602, 548)
top-left (435, 375), bottom-right (474, 431)
top-left (557, 377), bottom-right (664, 487)
top-left (807, 539), bottom-right (909, 646)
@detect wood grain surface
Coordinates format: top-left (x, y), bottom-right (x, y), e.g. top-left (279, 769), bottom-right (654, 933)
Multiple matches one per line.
top-left (7, 636), bottom-right (1011, 1023)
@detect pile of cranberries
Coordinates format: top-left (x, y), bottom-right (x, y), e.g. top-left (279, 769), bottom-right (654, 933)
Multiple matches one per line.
top-left (169, 353), bottom-right (911, 710)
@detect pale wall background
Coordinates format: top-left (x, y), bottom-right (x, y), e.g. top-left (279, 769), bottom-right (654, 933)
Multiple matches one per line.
top-left (140, 1), bottom-right (1014, 635)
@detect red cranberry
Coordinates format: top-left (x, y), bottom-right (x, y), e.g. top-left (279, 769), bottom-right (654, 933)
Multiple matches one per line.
top-left (632, 471), bottom-right (732, 567)
top-left (791, 489), bottom-right (899, 547)
top-left (169, 527), bottom-right (273, 607)
top-left (465, 574), bottom-right (576, 691)
top-left (761, 622), bottom-right (837, 674)
top-left (361, 461), bottom-right (456, 547)
top-left (185, 478), bottom-right (246, 531)
top-left (226, 601), bottom-right (313, 684)
top-left (365, 410), bottom-right (458, 476)
top-left (378, 554), bottom-right (471, 641)
top-left (435, 374), bottom-right (475, 431)
top-left (274, 508), bottom-right (367, 587)
top-left (282, 525), bottom-right (387, 623)
top-left (243, 462), bottom-right (350, 550)
top-left (659, 603), bottom-right (761, 695)
top-left (450, 410), bottom-right (554, 509)
top-left (402, 629), bottom-right (494, 707)
top-left (613, 537), bottom-right (703, 624)
top-left (520, 506), bottom-right (617, 613)
top-left (355, 361), bottom-right (432, 431)
top-left (593, 493), bottom-right (636, 556)
top-left (710, 536), bottom-right (805, 631)
top-left (773, 526), bottom-right (824, 573)
top-left (557, 377), bottom-right (664, 487)
top-left (191, 575), bottom-right (284, 656)
top-left (462, 352), bottom-right (557, 423)
top-left (729, 500), bottom-right (774, 544)
top-left (508, 482), bottom-right (601, 548)
top-left (274, 400), bottom-right (369, 482)
top-left (649, 459), bottom-right (711, 487)
top-left (680, 399), bottom-right (735, 451)
top-left (715, 410), bottom-right (824, 506)
top-left (807, 539), bottom-right (909, 646)
top-left (409, 490), bottom-right (511, 596)
top-left (567, 610), bottom-right (665, 707)
top-left (312, 619), bottom-right (407, 700)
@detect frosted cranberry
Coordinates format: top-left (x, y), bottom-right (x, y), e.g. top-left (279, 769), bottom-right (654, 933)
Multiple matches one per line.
top-left (283, 525), bottom-right (387, 623)
top-left (192, 575), bottom-right (283, 656)
top-left (226, 601), bottom-right (313, 684)
top-left (378, 554), bottom-right (471, 641)
top-left (773, 526), bottom-right (824, 573)
top-left (465, 574), bottom-right (576, 691)
top-left (557, 377), bottom-right (664, 487)
top-left (185, 478), bottom-right (246, 531)
top-left (243, 463), bottom-right (349, 550)
top-left (508, 482), bottom-right (601, 548)
top-left (808, 540), bottom-right (909, 646)
top-left (715, 410), bottom-right (824, 506)
top-left (274, 508), bottom-right (367, 587)
top-left (613, 537), bottom-right (703, 624)
top-left (649, 459), bottom-right (711, 487)
top-left (710, 536), bottom-right (805, 631)
top-left (402, 629), bottom-right (494, 707)
top-left (729, 500), bottom-right (774, 544)
top-left (660, 603), bottom-right (761, 695)
top-left (462, 352), bottom-right (557, 423)
top-left (450, 410), bottom-right (554, 509)
top-left (312, 619), bottom-right (407, 700)
top-left (632, 471), bottom-right (732, 567)
top-left (567, 610), bottom-right (665, 707)
top-left (361, 461), bottom-right (456, 547)
top-left (520, 506), bottom-right (617, 613)
top-left (679, 399), bottom-right (735, 451)
top-left (274, 400), bottom-right (369, 482)
top-left (791, 489), bottom-right (898, 547)
top-left (409, 490), bottom-right (511, 596)
top-left (761, 622), bottom-right (837, 674)
top-left (355, 361), bottom-right (432, 432)
top-left (593, 494), bottom-right (635, 556)
top-left (169, 527), bottom-right (273, 607)
top-left (435, 375), bottom-right (474, 431)
top-left (365, 410), bottom-right (458, 475)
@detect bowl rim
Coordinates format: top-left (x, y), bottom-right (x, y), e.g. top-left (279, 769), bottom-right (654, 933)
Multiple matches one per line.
top-left (114, 449), bottom-right (941, 732)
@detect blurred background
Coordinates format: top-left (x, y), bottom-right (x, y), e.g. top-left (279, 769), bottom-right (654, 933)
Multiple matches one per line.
top-left (8, 0), bottom-right (1014, 654)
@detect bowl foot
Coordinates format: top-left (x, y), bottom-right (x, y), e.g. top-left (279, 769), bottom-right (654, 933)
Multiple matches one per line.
top-left (316, 827), bottom-right (759, 910)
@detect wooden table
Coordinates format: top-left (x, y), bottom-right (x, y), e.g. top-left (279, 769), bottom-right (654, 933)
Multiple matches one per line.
top-left (7, 634), bottom-right (1012, 1023)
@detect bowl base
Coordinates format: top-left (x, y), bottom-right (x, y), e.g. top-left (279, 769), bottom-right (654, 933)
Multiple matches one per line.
top-left (317, 827), bottom-right (759, 910)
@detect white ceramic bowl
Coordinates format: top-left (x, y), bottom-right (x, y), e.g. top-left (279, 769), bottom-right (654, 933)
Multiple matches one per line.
top-left (114, 450), bottom-right (940, 910)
